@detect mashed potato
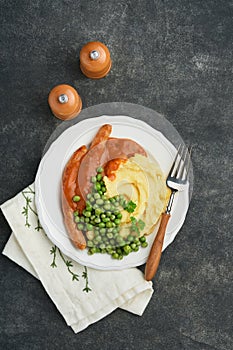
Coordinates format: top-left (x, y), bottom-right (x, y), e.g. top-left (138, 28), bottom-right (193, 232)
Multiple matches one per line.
top-left (104, 154), bottom-right (169, 237)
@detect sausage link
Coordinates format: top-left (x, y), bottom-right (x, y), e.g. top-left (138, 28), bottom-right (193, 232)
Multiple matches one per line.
top-left (62, 145), bottom-right (88, 249)
top-left (90, 124), bottom-right (112, 149)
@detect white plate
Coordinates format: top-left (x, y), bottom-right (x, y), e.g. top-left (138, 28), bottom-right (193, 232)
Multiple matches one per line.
top-left (35, 115), bottom-right (189, 270)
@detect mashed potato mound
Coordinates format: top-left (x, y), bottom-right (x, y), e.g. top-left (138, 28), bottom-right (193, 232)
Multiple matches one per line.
top-left (104, 154), bottom-right (169, 237)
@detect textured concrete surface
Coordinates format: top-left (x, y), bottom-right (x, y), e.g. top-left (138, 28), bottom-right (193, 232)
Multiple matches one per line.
top-left (0, 1), bottom-right (233, 349)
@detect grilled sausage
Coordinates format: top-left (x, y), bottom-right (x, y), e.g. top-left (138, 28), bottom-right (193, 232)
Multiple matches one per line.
top-left (90, 124), bottom-right (112, 149)
top-left (62, 145), bottom-right (87, 249)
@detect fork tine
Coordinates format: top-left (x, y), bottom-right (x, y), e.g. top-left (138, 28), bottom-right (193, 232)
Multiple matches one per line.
top-left (179, 145), bottom-right (192, 180)
top-left (170, 144), bottom-right (185, 177)
top-left (184, 145), bottom-right (192, 180)
top-left (169, 144), bottom-right (182, 177)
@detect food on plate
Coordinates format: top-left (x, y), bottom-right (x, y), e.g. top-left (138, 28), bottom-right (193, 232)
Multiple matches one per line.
top-left (62, 123), bottom-right (169, 259)
top-left (62, 145), bottom-right (88, 249)
top-left (104, 153), bottom-right (168, 238)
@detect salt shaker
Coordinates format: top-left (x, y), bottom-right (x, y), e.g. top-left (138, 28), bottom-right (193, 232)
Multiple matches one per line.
top-left (48, 84), bottom-right (82, 120)
top-left (80, 41), bottom-right (112, 79)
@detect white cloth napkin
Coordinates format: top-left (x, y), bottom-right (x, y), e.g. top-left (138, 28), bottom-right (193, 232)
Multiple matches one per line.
top-left (1, 184), bottom-right (153, 333)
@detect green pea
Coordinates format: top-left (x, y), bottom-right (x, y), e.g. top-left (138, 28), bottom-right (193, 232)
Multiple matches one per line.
top-left (114, 219), bottom-right (121, 226)
top-left (118, 254), bottom-right (123, 260)
top-left (100, 228), bottom-right (106, 235)
top-left (84, 217), bottom-right (90, 223)
top-left (94, 193), bottom-right (101, 200)
top-left (117, 213), bottom-right (122, 219)
top-left (100, 180), bottom-right (105, 186)
top-left (89, 196), bottom-right (95, 203)
top-left (130, 243), bottom-right (137, 250)
top-left (87, 193), bottom-right (92, 199)
top-left (84, 211), bottom-right (91, 217)
top-left (98, 190), bottom-right (103, 196)
top-left (96, 198), bottom-right (104, 205)
top-left (112, 253), bottom-right (119, 259)
top-left (114, 195), bottom-right (120, 202)
top-left (99, 222), bottom-right (105, 228)
top-left (133, 246), bottom-right (139, 252)
top-left (122, 250), bottom-right (129, 256)
top-left (109, 197), bottom-right (115, 203)
top-left (116, 248), bottom-right (122, 254)
top-left (101, 186), bottom-right (106, 193)
top-left (73, 210), bottom-right (79, 217)
top-left (74, 216), bottom-right (80, 223)
top-left (87, 223), bottom-right (93, 231)
top-left (95, 208), bottom-right (102, 216)
top-left (96, 166), bottom-right (103, 173)
top-left (103, 217), bottom-right (110, 223)
top-left (127, 235), bottom-right (134, 242)
top-left (123, 245), bottom-right (132, 254)
top-left (95, 183), bottom-right (101, 191)
top-left (91, 176), bottom-right (97, 183)
top-left (94, 217), bottom-right (101, 224)
top-left (101, 195), bottom-right (107, 201)
top-left (139, 236), bottom-right (146, 243)
top-left (97, 174), bottom-right (102, 181)
top-left (101, 248), bottom-right (107, 254)
top-left (104, 204), bottom-right (111, 211)
top-left (72, 195), bottom-right (80, 202)
top-left (77, 223), bottom-right (84, 230)
top-left (106, 221), bottom-right (113, 228)
top-left (99, 243), bottom-right (106, 249)
top-left (106, 211), bottom-right (111, 217)
top-left (90, 247), bottom-right (97, 254)
top-left (85, 205), bottom-right (92, 212)
top-left (101, 213), bottom-right (106, 219)
top-left (141, 242), bottom-right (148, 248)
top-left (80, 216), bottom-right (85, 223)
top-left (107, 232), bottom-right (113, 239)
top-left (91, 215), bottom-right (96, 220)
top-left (110, 214), bottom-right (115, 221)
top-left (87, 240), bottom-right (94, 248)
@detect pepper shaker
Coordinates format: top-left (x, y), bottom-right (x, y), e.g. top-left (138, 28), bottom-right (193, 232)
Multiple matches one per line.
top-left (80, 41), bottom-right (112, 79)
top-left (48, 84), bottom-right (82, 120)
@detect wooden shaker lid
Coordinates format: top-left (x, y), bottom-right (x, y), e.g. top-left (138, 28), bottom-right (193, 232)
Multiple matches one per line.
top-left (48, 84), bottom-right (82, 120)
top-left (80, 41), bottom-right (112, 79)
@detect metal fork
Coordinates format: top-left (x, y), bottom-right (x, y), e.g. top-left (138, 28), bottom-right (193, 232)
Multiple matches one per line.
top-left (145, 145), bottom-right (192, 281)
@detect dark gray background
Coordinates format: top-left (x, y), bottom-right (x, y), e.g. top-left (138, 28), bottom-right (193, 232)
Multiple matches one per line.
top-left (0, 1), bottom-right (232, 349)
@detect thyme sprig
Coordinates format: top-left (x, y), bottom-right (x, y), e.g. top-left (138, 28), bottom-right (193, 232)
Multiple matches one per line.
top-left (49, 247), bottom-right (91, 292)
top-left (50, 246), bottom-right (57, 268)
top-left (82, 266), bottom-right (92, 293)
top-left (58, 248), bottom-right (79, 281)
top-left (22, 186), bottom-right (42, 231)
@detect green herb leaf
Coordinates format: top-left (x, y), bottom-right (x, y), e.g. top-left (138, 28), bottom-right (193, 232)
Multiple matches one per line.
top-left (138, 219), bottom-right (145, 231)
top-left (129, 216), bottom-right (145, 235)
top-left (123, 200), bottom-right (137, 213)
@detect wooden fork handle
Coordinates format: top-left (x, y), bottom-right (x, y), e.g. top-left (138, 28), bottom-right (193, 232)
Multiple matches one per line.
top-left (144, 213), bottom-right (171, 281)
